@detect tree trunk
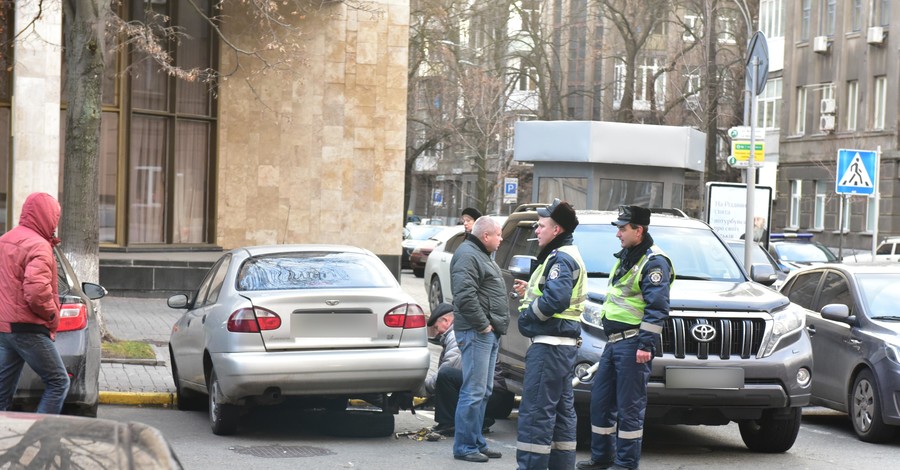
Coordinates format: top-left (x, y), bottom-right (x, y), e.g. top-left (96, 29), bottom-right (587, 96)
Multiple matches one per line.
top-left (61, 0), bottom-right (111, 339)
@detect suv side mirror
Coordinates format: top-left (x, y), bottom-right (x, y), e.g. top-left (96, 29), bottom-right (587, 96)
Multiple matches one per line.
top-left (508, 255), bottom-right (535, 281)
top-left (749, 263), bottom-right (777, 286)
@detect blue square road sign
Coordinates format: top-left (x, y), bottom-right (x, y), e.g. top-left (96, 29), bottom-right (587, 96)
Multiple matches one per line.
top-left (836, 149), bottom-right (877, 196)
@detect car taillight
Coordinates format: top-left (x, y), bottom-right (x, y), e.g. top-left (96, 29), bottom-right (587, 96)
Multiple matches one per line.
top-left (227, 307), bottom-right (282, 333)
top-left (384, 304), bottom-right (427, 329)
top-left (58, 303), bottom-right (87, 332)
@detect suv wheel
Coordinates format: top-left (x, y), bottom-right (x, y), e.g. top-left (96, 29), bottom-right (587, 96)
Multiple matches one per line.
top-left (429, 276), bottom-right (444, 312)
top-left (850, 369), bottom-right (895, 442)
top-left (738, 407), bottom-right (801, 453)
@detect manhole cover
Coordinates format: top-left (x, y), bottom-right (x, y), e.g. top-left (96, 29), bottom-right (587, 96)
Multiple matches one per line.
top-left (230, 445), bottom-right (336, 458)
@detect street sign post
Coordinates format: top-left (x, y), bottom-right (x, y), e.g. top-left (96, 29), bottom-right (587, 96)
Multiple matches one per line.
top-left (836, 149), bottom-right (877, 195)
top-left (432, 188), bottom-right (443, 206)
top-left (503, 177), bottom-right (518, 204)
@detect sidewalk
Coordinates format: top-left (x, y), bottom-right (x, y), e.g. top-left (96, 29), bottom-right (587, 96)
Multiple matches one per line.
top-left (98, 295), bottom-right (442, 406)
top-left (98, 296), bottom-right (182, 406)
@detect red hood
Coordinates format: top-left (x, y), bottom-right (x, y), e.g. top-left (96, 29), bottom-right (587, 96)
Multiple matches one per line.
top-left (19, 193), bottom-right (61, 246)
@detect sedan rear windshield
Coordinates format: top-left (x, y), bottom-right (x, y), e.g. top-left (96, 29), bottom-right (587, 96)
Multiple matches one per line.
top-left (237, 252), bottom-right (396, 291)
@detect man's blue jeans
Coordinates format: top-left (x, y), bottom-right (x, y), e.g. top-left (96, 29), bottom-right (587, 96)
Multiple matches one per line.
top-left (0, 332), bottom-right (70, 414)
top-left (453, 329), bottom-right (499, 457)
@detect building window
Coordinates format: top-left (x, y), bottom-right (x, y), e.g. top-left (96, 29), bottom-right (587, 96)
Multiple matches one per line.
top-left (635, 57), bottom-right (666, 110)
top-left (538, 177), bottom-right (588, 211)
top-left (128, 0), bottom-right (216, 244)
top-left (851, 0), bottom-right (863, 32)
top-left (518, 59), bottom-right (537, 91)
top-left (822, 0), bottom-right (836, 36)
top-left (717, 16), bottom-right (736, 45)
top-left (795, 87), bottom-right (806, 135)
top-left (866, 196), bottom-right (876, 232)
top-left (800, 0), bottom-right (811, 41)
top-left (873, 76), bottom-right (886, 130)
top-left (613, 59), bottom-right (626, 105)
top-left (846, 80), bottom-right (858, 131)
top-left (756, 78), bottom-right (782, 129)
top-left (682, 13), bottom-right (700, 42)
top-left (790, 180), bottom-right (801, 228)
top-left (814, 181), bottom-right (825, 229)
top-left (760, 0), bottom-right (784, 39)
top-left (878, 0), bottom-right (890, 26)
top-left (597, 179), bottom-right (662, 211)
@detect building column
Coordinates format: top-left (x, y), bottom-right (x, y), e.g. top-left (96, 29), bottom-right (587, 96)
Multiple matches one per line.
top-left (11, 1), bottom-right (62, 223)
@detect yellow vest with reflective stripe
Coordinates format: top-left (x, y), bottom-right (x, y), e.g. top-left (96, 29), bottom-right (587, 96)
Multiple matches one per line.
top-left (519, 245), bottom-right (587, 321)
top-left (601, 245), bottom-right (671, 325)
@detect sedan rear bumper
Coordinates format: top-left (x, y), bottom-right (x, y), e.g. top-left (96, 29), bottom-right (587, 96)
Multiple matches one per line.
top-left (211, 347), bottom-right (431, 403)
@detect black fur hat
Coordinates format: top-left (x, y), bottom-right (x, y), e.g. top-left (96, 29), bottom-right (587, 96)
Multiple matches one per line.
top-left (461, 207), bottom-right (482, 220)
top-left (537, 199), bottom-right (579, 232)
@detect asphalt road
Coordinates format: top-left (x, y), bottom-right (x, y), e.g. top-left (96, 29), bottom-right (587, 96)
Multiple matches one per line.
top-left (97, 272), bottom-right (900, 468)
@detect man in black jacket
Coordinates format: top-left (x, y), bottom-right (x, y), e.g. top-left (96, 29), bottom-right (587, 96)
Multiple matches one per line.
top-left (449, 216), bottom-right (509, 463)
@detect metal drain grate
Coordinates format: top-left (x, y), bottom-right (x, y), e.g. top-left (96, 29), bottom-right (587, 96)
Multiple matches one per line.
top-left (230, 445), bottom-right (336, 458)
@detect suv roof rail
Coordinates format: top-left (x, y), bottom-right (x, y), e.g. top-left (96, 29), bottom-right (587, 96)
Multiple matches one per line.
top-left (649, 208), bottom-right (689, 217)
top-left (512, 203), bottom-right (548, 213)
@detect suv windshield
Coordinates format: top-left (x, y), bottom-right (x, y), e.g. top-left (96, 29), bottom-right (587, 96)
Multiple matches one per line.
top-left (502, 222), bottom-right (744, 282)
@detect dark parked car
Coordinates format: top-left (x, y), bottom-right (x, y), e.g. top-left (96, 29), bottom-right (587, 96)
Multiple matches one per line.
top-left (496, 205), bottom-right (812, 453)
top-left (780, 263), bottom-right (900, 442)
top-left (769, 233), bottom-right (838, 272)
top-left (0, 410), bottom-right (181, 468)
top-left (13, 248), bottom-right (107, 416)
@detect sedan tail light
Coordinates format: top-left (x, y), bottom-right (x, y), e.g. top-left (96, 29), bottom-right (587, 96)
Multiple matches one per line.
top-left (57, 303), bottom-right (88, 332)
top-left (227, 307), bottom-right (282, 333)
top-left (384, 304), bottom-right (427, 329)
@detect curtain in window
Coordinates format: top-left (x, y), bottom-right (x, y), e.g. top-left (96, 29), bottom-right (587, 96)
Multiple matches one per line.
top-left (99, 113), bottom-right (119, 242)
top-left (129, 116), bottom-right (167, 243)
top-left (173, 120), bottom-right (209, 243)
top-left (176, 0), bottom-right (212, 116)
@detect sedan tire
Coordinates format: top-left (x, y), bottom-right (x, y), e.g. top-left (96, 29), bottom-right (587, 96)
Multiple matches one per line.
top-left (171, 349), bottom-right (205, 411)
top-left (429, 276), bottom-right (444, 312)
top-left (850, 369), bottom-right (895, 443)
top-left (208, 368), bottom-right (239, 435)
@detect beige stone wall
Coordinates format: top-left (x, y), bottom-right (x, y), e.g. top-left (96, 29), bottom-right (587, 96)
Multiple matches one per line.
top-left (217, 1), bottom-right (409, 259)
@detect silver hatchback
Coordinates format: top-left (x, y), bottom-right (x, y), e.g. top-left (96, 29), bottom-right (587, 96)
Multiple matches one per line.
top-left (168, 245), bottom-right (430, 435)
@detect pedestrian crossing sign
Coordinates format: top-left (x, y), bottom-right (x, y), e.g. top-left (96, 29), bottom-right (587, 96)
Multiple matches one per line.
top-left (836, 149), bottom-right (877, 195)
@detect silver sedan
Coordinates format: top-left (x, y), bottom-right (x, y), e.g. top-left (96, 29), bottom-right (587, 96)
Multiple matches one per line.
top-left (168, 245), bottom-right (430, 435)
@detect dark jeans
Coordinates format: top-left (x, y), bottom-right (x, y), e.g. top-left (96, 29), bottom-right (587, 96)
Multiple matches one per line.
top-left (0, 332), bottom-right (70, 414)
top-left (434, 365), bottom-right (512, 429)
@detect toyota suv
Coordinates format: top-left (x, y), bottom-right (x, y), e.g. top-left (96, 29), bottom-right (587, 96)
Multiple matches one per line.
top-left (496, 205), bottom-right (813, 453)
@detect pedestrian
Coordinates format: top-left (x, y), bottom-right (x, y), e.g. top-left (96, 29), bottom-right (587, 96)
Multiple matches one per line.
top-left (576, 205), bottom-right (673, 470)
top-left (419, 302), bottom-right (461, 436)
top-left (513, 199), bottom-right (586, 470)
top-left (0, 192), bottom-right (71, 414)
top-left (460, 207), bottom-right (482, 233)
top-left (450, 215), bottom-right (509, 463)
top-left (432, 356), bottom-right (515, 436)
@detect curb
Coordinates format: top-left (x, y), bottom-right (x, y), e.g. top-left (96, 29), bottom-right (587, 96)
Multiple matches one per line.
top-left (100, 391), bottom-right (176, 407)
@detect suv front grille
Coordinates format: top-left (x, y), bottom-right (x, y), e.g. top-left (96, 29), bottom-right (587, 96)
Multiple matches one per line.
top-left (659, 316), bottom-right (765, 359)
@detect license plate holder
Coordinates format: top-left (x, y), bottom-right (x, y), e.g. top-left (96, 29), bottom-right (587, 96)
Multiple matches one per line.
top-left (665, 367), bottom-right (744, 390)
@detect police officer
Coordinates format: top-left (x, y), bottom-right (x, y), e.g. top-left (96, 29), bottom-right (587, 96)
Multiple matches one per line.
top-left (514, 199), bottom-right (586, 470)
top-left (577, 205), bottom-right (673, 470)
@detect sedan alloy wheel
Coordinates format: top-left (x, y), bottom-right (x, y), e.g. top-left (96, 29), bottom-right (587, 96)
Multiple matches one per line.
top-left (850, 369), bottom-right (894, 442)
top-left (429, 276), bottom-right (444, 312)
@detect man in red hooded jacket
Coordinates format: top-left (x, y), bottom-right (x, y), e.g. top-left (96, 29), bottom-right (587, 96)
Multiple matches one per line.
top-left (0, 192), bottom-right (70, 414)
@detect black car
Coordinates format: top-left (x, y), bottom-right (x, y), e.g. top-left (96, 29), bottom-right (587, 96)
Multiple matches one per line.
top-left (780, 263), bottom-right (900, 442)
top-left (12, 248), bottom-right (107, 416)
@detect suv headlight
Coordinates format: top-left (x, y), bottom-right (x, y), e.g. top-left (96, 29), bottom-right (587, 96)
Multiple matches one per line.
top-left (582, 301), bottom-right (604, 327)
top-left (761, 304), bottom-right (806, 357)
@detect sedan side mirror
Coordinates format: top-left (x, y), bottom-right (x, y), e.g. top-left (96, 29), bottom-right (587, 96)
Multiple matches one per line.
top-left (508, 255), bottom-right (535, 281)
top-left (167, 294), bottom-right (190, 309)
top-left (820, 303), bottom-right (854, 324)
top-left (81, 282), bottom-right (107, 300)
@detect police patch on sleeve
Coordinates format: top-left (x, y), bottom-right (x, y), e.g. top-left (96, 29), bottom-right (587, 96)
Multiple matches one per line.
top-left (548, 264), bottom-right (561, 280)
top-left (648, 268), bottom-right (663, 285)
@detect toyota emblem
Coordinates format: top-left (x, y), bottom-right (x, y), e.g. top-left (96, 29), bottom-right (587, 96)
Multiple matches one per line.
top-left (690, 324), bottom-right (716, 342)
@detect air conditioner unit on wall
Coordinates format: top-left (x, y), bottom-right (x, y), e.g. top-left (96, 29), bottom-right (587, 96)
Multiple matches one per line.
top-left (813, 36), bottom-right (830, 53)
top-left (820, 115), bottom-right (835, 131)
top-left (867, 26), bottom-right (885, 45)
top-left (821, 98), bottom-right (836, 114)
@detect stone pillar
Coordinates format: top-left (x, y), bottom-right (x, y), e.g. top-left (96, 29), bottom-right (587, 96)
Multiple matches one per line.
top-left (11, 1), bottom-right (62, 223)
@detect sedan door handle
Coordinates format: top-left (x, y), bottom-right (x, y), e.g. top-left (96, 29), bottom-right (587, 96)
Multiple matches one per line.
top-left (848, 338), bottom-right (862, 345)
top-left (806, 325), bottom-right (816, 335)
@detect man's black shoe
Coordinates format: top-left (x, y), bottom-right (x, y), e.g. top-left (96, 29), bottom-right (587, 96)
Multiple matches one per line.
top-left (431, 424), bottom-right (454, 436)
top-left (454, 452), bottom-right (489, 463)
top-left (479, 447), bottom-right (501, 459)
top-left (576, 459), bottom-right (613, 470)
